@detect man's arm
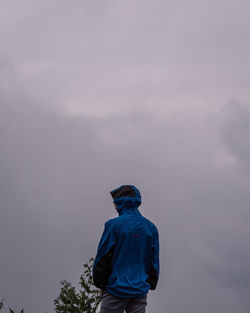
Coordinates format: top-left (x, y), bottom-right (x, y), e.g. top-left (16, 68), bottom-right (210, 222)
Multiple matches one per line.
top-left (147, 228), bottom-right (160, 290)
top-left (93, 220), bottom-right (116, 290)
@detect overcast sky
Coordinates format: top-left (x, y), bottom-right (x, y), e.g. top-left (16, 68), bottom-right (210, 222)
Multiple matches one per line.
top-left (1, 1), bottom-right (250, 313)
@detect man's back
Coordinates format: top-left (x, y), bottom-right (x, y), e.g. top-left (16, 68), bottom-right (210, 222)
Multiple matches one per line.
top-left (93, 185), bottom-right (159, 313)
top-left (104, 208), bottom-right (159, 297)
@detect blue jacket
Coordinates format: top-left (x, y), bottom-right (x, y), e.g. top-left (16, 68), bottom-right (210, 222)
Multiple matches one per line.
top-left (93, 185), bottom-right (159, 298)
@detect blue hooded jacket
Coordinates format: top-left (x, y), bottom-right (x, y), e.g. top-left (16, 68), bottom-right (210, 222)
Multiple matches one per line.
top-left (93, 185), bottom-right (159, 298)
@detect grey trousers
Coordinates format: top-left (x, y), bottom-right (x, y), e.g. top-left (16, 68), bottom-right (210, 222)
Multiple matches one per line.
top-left (100, 291), bottom-right (147, 313)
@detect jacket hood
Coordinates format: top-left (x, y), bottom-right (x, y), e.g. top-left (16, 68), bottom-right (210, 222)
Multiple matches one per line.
top-left (110, 185), bottom-right (141, 213)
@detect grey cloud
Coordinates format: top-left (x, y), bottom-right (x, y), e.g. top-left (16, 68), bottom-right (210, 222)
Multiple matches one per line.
top-left (1, 1), bottom-right (250, 312)
top-left (1, 74), bottom-right (250, 313)
top-left (1, 0), bottom-right (250, 118)
top-left (221, 102), bottom-right (250, 169)
top-left (210, 249), bottom-right (250, 289)
top-left (0, 0), bottom-right (250, 304)
top-left (203, 101), bottom-right (250, 291)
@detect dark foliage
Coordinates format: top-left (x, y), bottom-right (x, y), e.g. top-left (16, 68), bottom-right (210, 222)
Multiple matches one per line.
top-left (54, 258), bottom-right (101, 313)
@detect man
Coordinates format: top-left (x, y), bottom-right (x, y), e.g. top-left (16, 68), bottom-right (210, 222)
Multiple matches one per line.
top-left (93, 185), bottom-right (159, 313)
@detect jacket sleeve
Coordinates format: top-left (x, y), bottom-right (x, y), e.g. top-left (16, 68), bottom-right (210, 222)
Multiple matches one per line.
top-left (93, 220), bottom-right (116, 290)
top-left (147, 227), bottom-right (160, 290)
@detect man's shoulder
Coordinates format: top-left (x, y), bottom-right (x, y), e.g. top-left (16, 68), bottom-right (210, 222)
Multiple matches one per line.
top-left (104, 216), bottom-right (120, 227)
top-left (105, 214), bottom-right (158, 233)
top-left (140, 216), bottom-right (159, 233)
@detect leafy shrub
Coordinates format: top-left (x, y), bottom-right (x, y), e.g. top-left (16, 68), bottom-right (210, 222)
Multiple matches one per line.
top-left (54, 258), bottom-right (101, 313)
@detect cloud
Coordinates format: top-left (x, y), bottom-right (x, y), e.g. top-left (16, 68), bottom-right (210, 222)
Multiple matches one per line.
top-left (221, 101), bottom-right (250, 169)
top-left (1, 0), bottom-right (250, 118)
top-left (1, 0), bottom-right (250, 310)
top-left (1, 69), bottom-right (250, 313)
top-left (210, 248), bottom-right (250, 290)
